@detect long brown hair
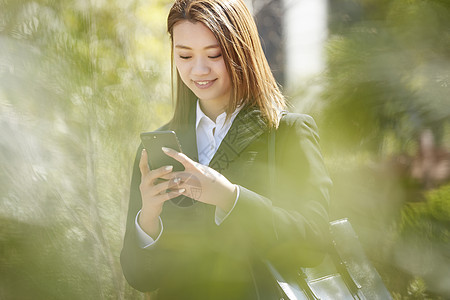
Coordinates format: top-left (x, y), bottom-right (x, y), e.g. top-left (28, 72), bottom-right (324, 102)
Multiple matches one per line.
top-left (167, 0), bottom-right (286, 129)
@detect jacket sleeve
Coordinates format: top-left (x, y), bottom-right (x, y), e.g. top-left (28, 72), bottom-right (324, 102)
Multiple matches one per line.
top-left (120, 145), bottom-right (166, 292)
top-left (220, 114), bottom-right (332, 268)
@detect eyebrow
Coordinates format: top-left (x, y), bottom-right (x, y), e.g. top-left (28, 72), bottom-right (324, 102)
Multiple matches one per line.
top-left (175, 44), bottom-right (220, 50)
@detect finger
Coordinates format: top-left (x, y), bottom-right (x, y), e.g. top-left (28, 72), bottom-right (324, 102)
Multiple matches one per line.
top-left (151, 165), bottom-right (174, 178)
top-left (162, 147), bottom-right (196, 169)
top-left (139, 149), bottom-right (150, 177)
top-left (172, 183), bottom-right (200, 201)
top-left (159, 171), bottom-right (189, 181)
top-left (159, 174), bottom-right (172, 181)
top-left (142, 166), bottom-right (174, 187)
top-left (170, 176), bottom-right (202, 201)
top-left (152, 177), bottom-right (182, 195)
top-left (152, 189), bottom-right (185, 203)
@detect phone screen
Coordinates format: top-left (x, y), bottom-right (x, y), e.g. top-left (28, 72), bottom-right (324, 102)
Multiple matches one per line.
top-left (140, 131), bottom-right (185, 172)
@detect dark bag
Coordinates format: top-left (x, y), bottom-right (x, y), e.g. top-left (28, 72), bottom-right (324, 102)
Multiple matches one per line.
top-left (266, 120), bottom-right (392, 300)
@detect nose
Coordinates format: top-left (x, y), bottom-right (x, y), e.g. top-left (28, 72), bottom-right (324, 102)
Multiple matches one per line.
top-left (191, 57), bottom-right (210, 76)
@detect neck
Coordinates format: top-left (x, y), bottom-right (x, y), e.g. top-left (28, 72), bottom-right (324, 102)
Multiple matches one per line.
top-left (199, 100), bottom-right (227, 122)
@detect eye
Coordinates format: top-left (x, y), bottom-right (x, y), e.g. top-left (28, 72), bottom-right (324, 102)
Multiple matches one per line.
top-left (208, 54), bottom-right (222, 59)
top-left (179, 55), bottom-right (191, 60)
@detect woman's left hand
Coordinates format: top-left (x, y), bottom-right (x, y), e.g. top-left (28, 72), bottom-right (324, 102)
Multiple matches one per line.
top-left (161, 147), bottom-right (237, 212)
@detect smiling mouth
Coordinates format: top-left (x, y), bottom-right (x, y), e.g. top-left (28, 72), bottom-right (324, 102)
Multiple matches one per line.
top-left (193, 79), bottom-right (216, 89)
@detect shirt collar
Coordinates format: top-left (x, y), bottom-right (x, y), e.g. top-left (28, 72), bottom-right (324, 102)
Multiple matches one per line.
top-left (195, 100), bottom-right (242, 130)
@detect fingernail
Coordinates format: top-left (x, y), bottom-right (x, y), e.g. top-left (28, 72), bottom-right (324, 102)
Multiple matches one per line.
top-left (165, 166), bottom-right (173, 171)
top-left (141, 149), bottom-right (146, 156)
top-left (173, 177), bottom-right (180, 184)
top-left (162, 147), bottom-right (169, 152)
top-left (178, 188), bottom-right (185, 193)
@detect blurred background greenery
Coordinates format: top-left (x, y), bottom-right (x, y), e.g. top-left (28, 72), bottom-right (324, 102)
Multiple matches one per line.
top-left (0, 0), bottom-right (448, 299)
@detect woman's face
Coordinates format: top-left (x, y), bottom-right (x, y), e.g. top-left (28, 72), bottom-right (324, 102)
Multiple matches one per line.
top-left (173, 20), bottom-right (232, 111)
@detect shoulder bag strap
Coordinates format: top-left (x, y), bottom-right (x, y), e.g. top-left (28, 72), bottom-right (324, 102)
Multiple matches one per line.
top-left (267, 112), bottom-right (321, 300)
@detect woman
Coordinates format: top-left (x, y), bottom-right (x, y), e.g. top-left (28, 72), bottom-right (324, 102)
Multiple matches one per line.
top-left (120, 0), bottom-right (332, 299)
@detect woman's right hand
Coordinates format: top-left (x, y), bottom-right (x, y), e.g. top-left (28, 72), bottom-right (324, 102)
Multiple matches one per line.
top-left (138, 149), bottom-right (184, 238)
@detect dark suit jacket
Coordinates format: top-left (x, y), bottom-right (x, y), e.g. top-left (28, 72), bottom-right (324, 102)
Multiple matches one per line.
top-left (120, 105), bottom-right (332, 300)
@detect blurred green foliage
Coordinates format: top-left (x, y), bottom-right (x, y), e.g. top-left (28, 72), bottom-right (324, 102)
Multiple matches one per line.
top-left (393, 184), bottom-right (450, 299)
top-left (319, 0), bottom-right (450, 154)
top-left (401, 184), bottom-right (450, 236)
top-left (1, 0), bottom-right (173, 298)
top-left (315, 1), bottom-right (450, 298)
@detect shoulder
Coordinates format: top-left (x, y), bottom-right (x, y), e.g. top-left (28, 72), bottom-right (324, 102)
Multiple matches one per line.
top-left (278, 112), bottom-right (320, 141)
top-left (280, 112), bottom-right (316, 128)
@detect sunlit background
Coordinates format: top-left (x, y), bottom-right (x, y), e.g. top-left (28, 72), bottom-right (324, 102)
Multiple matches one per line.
top-left (1, 0), bottom-right (449, 299)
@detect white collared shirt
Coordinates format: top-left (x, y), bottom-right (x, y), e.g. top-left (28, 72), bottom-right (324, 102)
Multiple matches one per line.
top-left (196, 100), bottom-right (241, 165)
top-left (135, 101), bottom-right (242, 248)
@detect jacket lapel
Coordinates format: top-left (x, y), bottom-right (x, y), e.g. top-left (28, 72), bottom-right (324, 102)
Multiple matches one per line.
top-left (208, 106), bottom-right (268, 172)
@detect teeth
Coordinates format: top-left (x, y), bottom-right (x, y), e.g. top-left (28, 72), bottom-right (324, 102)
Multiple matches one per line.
top-left (197, 81), bottom-right (210, 85)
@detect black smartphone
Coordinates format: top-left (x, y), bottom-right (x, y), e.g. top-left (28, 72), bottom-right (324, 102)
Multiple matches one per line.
top-left (140, 131), bottom-right (185, 172)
